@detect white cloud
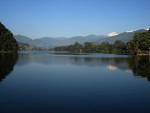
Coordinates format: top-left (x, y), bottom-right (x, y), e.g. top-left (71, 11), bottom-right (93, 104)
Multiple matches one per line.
top-left (107, 32), bottom-right (118, 37)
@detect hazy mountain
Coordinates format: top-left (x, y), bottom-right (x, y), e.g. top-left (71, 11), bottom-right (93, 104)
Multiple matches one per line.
top-left (18, 42), bottom-right (43, 51)
top-left (98, 29), bottom-right (148, 44)
top-left (14, 28), bottom-right (148, 48)
top-left (15, 34), bottom-right (106, 48)
top-left (15, 35), bottom-right (33, 44)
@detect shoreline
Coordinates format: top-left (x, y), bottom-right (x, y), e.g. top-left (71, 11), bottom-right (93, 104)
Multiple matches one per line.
top-left (0, 51), bottom-right (17, 54)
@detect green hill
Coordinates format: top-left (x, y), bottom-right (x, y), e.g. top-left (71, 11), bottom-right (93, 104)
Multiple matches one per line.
top-left (0, 22), bottom-right (18, 53)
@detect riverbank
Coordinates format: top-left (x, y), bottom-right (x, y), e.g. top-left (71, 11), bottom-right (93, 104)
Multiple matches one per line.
top-left (0, 51), bottom-right (18, 54)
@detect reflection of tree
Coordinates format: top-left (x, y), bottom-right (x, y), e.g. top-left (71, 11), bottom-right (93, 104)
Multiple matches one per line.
top-left (0, 53), bottom-right (18, 82)
top-left (128, 56), bottom-right (150, 81)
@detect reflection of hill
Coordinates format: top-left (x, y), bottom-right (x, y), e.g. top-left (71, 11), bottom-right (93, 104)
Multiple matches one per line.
top-left (0, 53), bottom-right (18, 82)
top-left (17, 53), bottom-right (129, 71)
top-left (69, 57), bottom-right (130, 71)
top-left (17, 53), bottom-right (150, 82)
top-left (128, 56), bottom-right (150, 81)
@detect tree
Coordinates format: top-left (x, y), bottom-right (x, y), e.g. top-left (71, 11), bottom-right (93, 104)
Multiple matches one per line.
top-left (127, 31), bottom-right (150, 55)
top-left (83, 42), bottom-right (96, 53)
top-left (73, 42), bottom-right (83, 53)
top-left (112, 40), bottom-right (127, 54)
top-left (127, 40), bottom-right (136, 54)
top-left (0, 22), bottom-right (18, 52)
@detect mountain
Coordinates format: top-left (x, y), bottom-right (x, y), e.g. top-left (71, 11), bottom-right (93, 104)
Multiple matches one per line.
top-left (14, 34), bottom-right (106, 48)
top-left (18, 42), bottom-right (44, 51)
top-left (14, 28), bottom-right (149, 49)
top-left (98, 29), bottom-right (148, 44)
top-left (15, 35), bottom-right (33, 44)
top-left (0, 22), bottom-right (18, 52)
top-left (32, 37), bottom-right (66, 48)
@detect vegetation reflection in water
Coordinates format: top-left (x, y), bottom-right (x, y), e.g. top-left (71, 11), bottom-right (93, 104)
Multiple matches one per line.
top-left (1, 52), bottom-right (149, 82)
top-left (0, 53), bottom-right (18, 82)
top-left (0, 52), bottom-right (150, 113)
top-left (128, 56), bottom-right (150, 81)
top-left (52, 53), bottom-right (150, 82)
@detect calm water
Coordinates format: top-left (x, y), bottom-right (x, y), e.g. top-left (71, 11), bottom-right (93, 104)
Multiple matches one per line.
top-left (0, 51), bottom-right (150, 113)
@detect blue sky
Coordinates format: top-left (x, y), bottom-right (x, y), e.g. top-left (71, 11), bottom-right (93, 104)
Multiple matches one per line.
top-left (0, 0), bottom-right (150, 38)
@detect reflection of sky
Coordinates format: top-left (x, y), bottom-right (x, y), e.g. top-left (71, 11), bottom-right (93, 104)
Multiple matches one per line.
top-left (17, 53), bottom-right (130, 72)
top-left (16, 52), bottom-right (150, 82)
top-left (1, 54), bottom-right (150, 113)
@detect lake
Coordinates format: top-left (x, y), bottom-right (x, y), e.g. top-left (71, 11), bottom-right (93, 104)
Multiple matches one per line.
top-left (0, 51), bottom-right (150, 113)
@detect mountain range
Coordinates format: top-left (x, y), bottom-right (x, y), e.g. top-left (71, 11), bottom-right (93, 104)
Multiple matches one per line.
top-left (98, 29), bottom-right (148, 44)
top-left (15, 34), bottom-right (106, 48)
top-left (15, 28), bottom-right (148, 48)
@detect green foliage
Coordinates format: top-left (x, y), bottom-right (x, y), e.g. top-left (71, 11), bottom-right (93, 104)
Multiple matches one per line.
top-left (83, 42), bottom-right (96, 53)
top-left (99, 42), bottom-right (112, 53)
top-left (112, 40), bottom-right (128, 54)
top-left (0, 22), bottom-right (18, 52)
top-left (53, 30), bottom-right (150, 55)
top-left (127, 31), bottom-right (150, 55)
top-left (127, 40), bottom-right (136, 54)
top-left (53, 40), bottom-right (128, 54)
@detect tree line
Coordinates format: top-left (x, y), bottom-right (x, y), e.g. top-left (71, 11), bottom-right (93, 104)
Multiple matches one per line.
top-left (52, 29), bottom-right (150, 55)
top-left (127, 28), bottom-right (150, 55)
top-left (52, 40), bottom-right (128, 54)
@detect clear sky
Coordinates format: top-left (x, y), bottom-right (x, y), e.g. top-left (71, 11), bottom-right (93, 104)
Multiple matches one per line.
top-left (0, 0), bottom-right (150, 38)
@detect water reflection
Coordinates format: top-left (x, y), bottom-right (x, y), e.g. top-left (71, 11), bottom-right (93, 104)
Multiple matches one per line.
top-left (1, 52), bottom-right (150, 113)
top-left (128, 56), bottom-right (150, 81)
top-left (0, 53), bottom-right (18, 82)
top-left (0, 52), bottom-right (150, 82)
top-left (17, 53), bottom-right (150, 81)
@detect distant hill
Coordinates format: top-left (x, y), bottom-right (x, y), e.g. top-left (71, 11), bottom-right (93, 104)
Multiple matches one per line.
top-left (97, 29), bottom-right (148, 44)
top-left (18, 42), bottom-right (44, 51)
top-left (14, 28), bottom-right (149, 49)
top-left (15, 35), bottom-right (33, 44)
top-left (15, 34), bottom-right (106, 48)
top-left (0, 22), bottom-right (18, 52)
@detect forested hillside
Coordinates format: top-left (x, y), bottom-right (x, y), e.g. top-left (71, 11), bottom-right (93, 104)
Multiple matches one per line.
top-left (0, 22), bottom-right (18, 52)
top-left (53, 29), bottom-right (150, 55)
